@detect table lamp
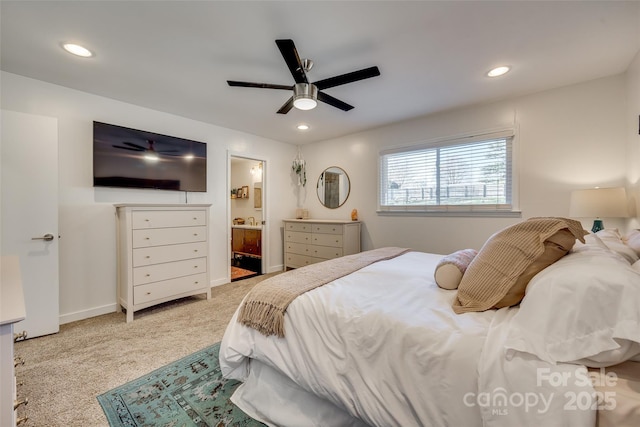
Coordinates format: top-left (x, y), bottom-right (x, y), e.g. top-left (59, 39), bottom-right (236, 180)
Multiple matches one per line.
top-left (569, 187), bottom-right (628, 233)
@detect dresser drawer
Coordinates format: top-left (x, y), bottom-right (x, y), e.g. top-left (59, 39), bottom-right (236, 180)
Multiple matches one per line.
top-left (285, 230), bottom-right (311, 244)
top-left (133, 226), bottom-right (207, 248)
top-left (309, 245), bottom-right (343, 259)
top-left (312, 233), bottom-right (343, 247)
top-left (285, 222), bottom-right (312, 233)
top-left (284, 241), bottom-right (309, 254)
top-left (134, 273), bottom-right (208, 305)
top-left (132, 210), bottom-right (206, 229)
top-left (284, 252), bottom-right (324, 268)
top-left (133, 257), bottom-right (207, 286)
top-left (133, 241), bottom-right (207, 267)
top-left (312, 223), bottom-right (344, 235)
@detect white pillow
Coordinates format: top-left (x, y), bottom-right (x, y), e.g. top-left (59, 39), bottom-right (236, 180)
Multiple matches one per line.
top-left (504, 246), bottom-right (640, 367)
top-left (571, 233), bottom-right (609, 251)
top-left (596, 229), bottom-right (639, 264)
top-left (624, 229), bottom-right (640, 257)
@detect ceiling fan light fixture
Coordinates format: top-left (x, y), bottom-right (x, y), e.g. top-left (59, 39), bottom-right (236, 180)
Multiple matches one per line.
top-left (293, 83), bottom-right (318, 110)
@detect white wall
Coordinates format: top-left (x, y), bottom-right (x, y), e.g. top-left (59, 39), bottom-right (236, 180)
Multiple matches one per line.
top-left (626, 49), bottom-right (640, 229)
top-left (1, 71), bottom-right (297, 323)
top-left (301, 75), bottom-right (628, 254)
top-left (1, 66), bottom-right (634, 323)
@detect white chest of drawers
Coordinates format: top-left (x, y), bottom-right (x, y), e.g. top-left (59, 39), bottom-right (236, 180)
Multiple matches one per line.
top-left (1, 256), bottom-right (27, 427)
top-left (283, 219), bottom-right (361, 269)
top-left (115, 204), bottom-right (211, 322)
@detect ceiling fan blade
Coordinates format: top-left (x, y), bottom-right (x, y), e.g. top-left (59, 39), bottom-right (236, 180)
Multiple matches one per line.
top-left (314, 66), bottom-right (380, 90)
top-left (113, 145), bottom-right (144, 152)
top-left (275, 39), bottom-right (308, 84)
top-left (122, 141), bottom-right (146, 150)
top-left (277, 96), bottom-right (295, 114)
top-left (227, 80), bottom-right (292, 90)
top-left (317, 91), bottom-right (354, 111)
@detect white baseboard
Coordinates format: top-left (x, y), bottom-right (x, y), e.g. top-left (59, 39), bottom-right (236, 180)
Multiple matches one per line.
top-left (59, 303), bottom-right (118, 325)
top-left (60, 269), bottom-right (284, 324)
top-left (210, 277), bottom-right (229, 288)
top-left (267, 264), bottom-right (284, 274)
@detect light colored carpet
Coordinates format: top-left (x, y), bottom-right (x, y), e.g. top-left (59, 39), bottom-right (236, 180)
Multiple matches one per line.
top-left (14, 273), bottom-right (277, 427)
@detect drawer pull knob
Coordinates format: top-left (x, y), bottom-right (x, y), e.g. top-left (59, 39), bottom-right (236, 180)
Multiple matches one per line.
top-left (194, 266), bottom-right (198, 268)
top-left (145, 237), bottom-right (150, 240)
top-left (145, 219), bottom-right (149, 222)
top-left (194, 233), bottom-right (198, 236)
top-left (194, 249), bottom-right (198, 252)
top-left (146, 274), bottom-right (151, 277)
top-left (146, 292), bottom-right (151, 295)
top-left (13, 397), bottom-right (28, 410)
top-left (145, 256), bottom-right (150, 259)
top-left (195, 281), bottom-right (199, 284)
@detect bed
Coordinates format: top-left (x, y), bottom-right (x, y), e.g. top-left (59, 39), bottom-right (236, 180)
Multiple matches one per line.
top-left (220, 219), bottom-right (640, 427)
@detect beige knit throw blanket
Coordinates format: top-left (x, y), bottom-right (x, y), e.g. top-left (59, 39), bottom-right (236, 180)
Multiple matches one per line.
top-left (238, 246), bottom-right (411, 337)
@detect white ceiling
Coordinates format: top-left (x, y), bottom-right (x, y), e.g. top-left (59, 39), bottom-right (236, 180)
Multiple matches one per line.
top-left (1, 1), bottom-right (638, 145)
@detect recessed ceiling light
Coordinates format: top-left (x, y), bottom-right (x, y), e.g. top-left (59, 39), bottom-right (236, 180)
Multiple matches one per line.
top-left (62, 43), bottom-right (93, 58)
top-left (297, 124), bottom-right (310, 131)
top-left (487, 66), bottom-right (510, 77)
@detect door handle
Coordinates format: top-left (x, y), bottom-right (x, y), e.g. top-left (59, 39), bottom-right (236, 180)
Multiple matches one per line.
top-left (32, 233), bottom-right (54, 242)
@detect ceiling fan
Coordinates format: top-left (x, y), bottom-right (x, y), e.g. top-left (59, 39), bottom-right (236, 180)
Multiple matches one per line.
top-left (227, 39), bottom-right (381, 114)
top-left (112, 140), bottom-right (179, 158)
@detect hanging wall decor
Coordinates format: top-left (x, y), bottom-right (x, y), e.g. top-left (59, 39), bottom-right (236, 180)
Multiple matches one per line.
top-left (292, 147), bottom-right (306, 187)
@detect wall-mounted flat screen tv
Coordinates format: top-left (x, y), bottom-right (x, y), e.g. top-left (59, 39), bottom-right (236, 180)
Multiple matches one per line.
top-left (93, 121), bottom-right (207, 192)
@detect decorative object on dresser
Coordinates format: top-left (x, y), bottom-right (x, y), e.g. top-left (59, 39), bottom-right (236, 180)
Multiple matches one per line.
top-left (115, 204), bottom-right (211, 322)
top-left (1, 256), bottom-right (28, 427)
top-left (283, 219), bottom-right (361, 270)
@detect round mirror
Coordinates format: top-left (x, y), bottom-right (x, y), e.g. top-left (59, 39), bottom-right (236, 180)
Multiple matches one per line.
top-left (317, 166), bottom-right (350, 209)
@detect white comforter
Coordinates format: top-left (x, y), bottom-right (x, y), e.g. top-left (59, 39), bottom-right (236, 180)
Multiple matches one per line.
top-left (220, 251), bottom-right (595, 427)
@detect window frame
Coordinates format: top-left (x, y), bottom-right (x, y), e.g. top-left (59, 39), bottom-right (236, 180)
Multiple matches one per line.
top-left (377, 129), bottom-right (521, 217)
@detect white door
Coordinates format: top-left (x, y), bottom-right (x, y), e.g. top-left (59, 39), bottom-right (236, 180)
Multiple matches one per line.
top-left (1, 110), bottom-right (59, 338)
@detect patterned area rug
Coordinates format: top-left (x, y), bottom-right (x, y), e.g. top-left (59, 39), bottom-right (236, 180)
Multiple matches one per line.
top-left (97, 342), bottom-right (265, 427)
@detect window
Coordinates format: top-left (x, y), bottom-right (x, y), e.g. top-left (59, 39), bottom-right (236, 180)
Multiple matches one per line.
top-left (379, 130), bottom-right (517, 215)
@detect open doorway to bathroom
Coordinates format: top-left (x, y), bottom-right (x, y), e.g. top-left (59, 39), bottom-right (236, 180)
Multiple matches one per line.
top-left (229, 156), bottom-right (265, 282)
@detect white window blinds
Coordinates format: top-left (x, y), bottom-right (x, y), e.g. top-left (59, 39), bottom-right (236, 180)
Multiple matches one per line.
top-left (379, 130), bottom-right (515, 213)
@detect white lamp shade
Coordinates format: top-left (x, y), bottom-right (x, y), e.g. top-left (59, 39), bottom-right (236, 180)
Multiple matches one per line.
top-left (569, 187), bottom-right (628, 218)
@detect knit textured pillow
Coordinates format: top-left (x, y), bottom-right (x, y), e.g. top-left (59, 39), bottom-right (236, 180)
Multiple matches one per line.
top-left (434, 249), bottom-right (478, 290)
top-left (452, 217), bottom-right (587, 314)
